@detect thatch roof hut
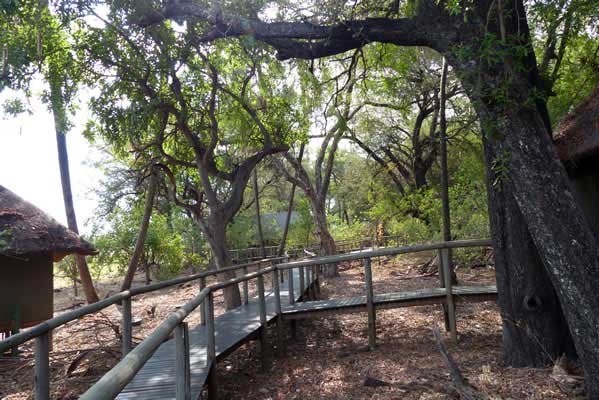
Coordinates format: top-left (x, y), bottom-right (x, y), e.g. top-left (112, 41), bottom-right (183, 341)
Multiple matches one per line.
top-left (0, 185), bottom-right (97, 261)
top-left (554, 84), bottom-right (599, 163)
top-left (553, 84), bottom-right (599, 239)
top-left (0, 185), bottom-right (97, 334)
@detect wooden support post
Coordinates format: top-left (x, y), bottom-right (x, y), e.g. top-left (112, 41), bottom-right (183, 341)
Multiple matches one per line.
top-left (34, 332), bottom-right (50, 400)
top-left (121, 297), bottom-right (132, 357)
top-left (242, 266), bottom-right (249, 305)
top-left (11, 305), bottom-right (21, 356)
top-left (288, 269), bottom-right (295, 305)
top-left (299, 266), bottom-right (305, 300)
top-left (257, 275), bottom-right (270, 370)
top-left (315, 265), bottom-right (321, 295)
top-left (272, 269), bottom-right (285, 356)
top-left (437, 249), bottom-right (451, 331)
top-left (199, 277), bottom-right (207, 325)
top-left (175, 322), bottom-right (191, 400)
top-left (364, 258), bottom-right (376, 351)
top-left (441, 248), bottom-right (458, 344)
top-left (205, 292), bottom-right (217, 399)
top-left (287, 268), bottom-right (297, 339)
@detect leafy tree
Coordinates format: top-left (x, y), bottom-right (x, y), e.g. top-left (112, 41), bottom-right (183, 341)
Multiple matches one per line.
top-left (74, 5), bottom-right (305, 308)
top-left (1, 0), bottom-right (99, 303)
top-left (133, 1), bottom-right (599, 388)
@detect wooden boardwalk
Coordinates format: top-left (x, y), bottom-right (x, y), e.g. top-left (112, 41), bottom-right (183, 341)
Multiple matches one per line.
top-left (282, 285), bottom-right (497, 319)
top-left (117, 269), bottom-right (313, 399)
top-left (117, 275), bottom-right (496, 399)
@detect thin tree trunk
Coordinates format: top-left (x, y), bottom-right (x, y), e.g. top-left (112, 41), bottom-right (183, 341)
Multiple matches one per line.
top-left (49, 66), bottom-right (99, 304)
top-left (253, 169), bottom-right (266, 258)
top-left (278, 144), bottom-right (305, 256)
top-left (439, 58), bottom-right (451, 245)
top-left (278, 182), bottom-right (297, 256)
top-left (120, 170), bottom-right (158, 291)
top-left (438, 57), bottom-right (456, 285)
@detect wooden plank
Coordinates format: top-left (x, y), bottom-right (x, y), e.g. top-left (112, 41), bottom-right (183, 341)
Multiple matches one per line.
top-left (364, 258), bottom-right (376, 350)
top-left (117, 268), bottom-right (307, 400)
top-left (35, 333), bottom-right (50, 400)
top-left (282, 286), bottom-right (498, 319)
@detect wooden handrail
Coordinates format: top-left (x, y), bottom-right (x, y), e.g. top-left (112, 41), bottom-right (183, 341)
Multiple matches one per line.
top-left (80, 288), bottom-right (211, 400)
top-left (0, 257), bottom-right (284, 353)
top-left (4, 238), bottom-right (492, 400)
top-left (275, 239), bottom-right (492, 270)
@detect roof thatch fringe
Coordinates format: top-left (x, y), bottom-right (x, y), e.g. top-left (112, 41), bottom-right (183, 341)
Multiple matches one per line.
top-left (0, 185), bottom-right (97, 261)
top-left (555, 84), bottom-right (599, 162)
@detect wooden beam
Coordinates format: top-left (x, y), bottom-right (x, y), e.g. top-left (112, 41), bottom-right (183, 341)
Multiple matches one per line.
top-left (34, 332), bottom-right (50, 400)
top-left (364, 258), bottom-right (376, 350)
top-left (121, 297), bottom-right (132, 357)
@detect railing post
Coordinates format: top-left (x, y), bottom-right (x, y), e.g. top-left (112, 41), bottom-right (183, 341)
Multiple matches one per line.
top-left (299, 266), bottom-right (305, 300)
top-left (315, 264), bottom-right (321, 295)
top-left (364, 258), bottom-right (376, 351)
top-left (272, 269), bottom-right (285, 356)
top-left (121, 297), bottom-right (132, 357)
top-left (34, 332), bottom-right (50, 400)
top-left (287, 268), bottom-right (297, 339)
top-left (437, 249), bottom-right (450, 331)
top-left (441, 248), bottom-right (458, 344)
top-left (288, 268), bottom-right (295, 305)
top-left (175, 321), bottom-right (191, 400)
top-left (314, 265), bottom-right (320, 296)
top-left (199, 277), bottom-right (207, 325)
top-left (242, 266), bottom-right (249, 305)
top-left (205, 291), bottom-right (217, 399)
top-left (257, 275), bottom-right (270, 370)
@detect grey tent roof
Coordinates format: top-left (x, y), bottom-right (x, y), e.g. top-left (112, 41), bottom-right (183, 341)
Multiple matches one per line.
top-left (0, 185), bottom-right (97, 260)
top-left (554, 84), bottom-right (599, 162)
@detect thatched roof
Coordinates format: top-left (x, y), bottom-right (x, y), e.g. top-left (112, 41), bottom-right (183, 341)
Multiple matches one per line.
top-left (0, 185), bottom-right (97, 261)
top-left (554, 85), bottom-right (599, 162)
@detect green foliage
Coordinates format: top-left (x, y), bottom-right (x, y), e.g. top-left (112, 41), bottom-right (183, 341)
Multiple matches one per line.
top-left (90, 203), bottom-right (205, 281)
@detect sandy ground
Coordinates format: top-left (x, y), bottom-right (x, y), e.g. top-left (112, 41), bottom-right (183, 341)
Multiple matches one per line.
top-left (0, 253), bottom-right (582, 399)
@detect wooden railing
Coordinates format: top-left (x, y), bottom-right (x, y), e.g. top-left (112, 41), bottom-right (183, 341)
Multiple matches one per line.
top-left (0, 256), bottom-right (287, 399)
top-left (227, 235), bottom-right (406, 263)
top-left (1, 239), bottom-right (492, 400)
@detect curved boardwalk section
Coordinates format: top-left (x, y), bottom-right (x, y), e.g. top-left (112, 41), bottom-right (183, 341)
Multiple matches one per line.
top-left (117, 270), bottom-right (312, 399)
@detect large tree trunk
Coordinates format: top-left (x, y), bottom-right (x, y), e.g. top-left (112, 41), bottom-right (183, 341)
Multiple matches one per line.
top-left (202, 212), bottom-right (242, 310)
top-left (309, 198), bottom-right (337, 276)
top-left (456, 54), bottom-right (599, 394)
top-left (483, 138), bottom-right (575, 366)
top-left (49, 67), bottom-right (99, 304)
top-left (446, 0), bottom-right (592, 383)
top-left (120, 170), bottom-right (158, 291)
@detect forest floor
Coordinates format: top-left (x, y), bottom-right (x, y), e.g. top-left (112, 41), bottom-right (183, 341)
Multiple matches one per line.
top-left (0, 252), bottom-right (583, 399)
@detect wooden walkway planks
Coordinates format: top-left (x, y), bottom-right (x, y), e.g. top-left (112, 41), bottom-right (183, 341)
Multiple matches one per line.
top-left (282, 285), bottom-right (497, 319)
top-left (117, 269), bottom-right (313, 400)
top-left (116, 272), bottom-right (495, 399)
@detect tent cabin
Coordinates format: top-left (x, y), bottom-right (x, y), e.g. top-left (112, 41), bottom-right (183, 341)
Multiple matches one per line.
top-left (0, 185), bottom-right (97, 336)
top-left (554, 84), bottom-right (599, 239)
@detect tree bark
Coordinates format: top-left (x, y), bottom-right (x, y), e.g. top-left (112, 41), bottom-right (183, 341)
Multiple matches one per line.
top-left (482, 139), bottom-right (575, 366)
top-left (278, 144), bottom-right (305, 256)
top-left (310, 197), bottom-right (337, 276)
top-left (49, 65), bottom-right (99, 304)
top-left (278, 182), bottom-right (296, 256)
top-left (201, 211), bottom-right (242, 310)
top-left (253, 169), bottom-right (266, 257)
top-left (120, 170), bottom-right (158, 291)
